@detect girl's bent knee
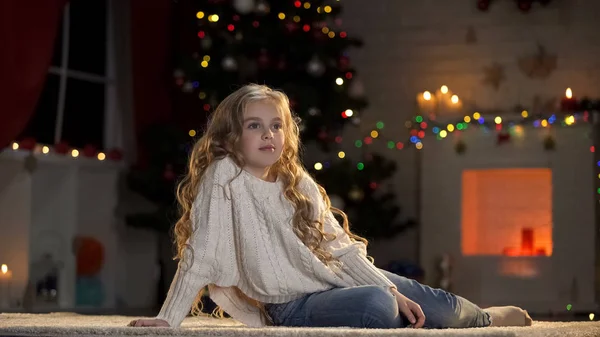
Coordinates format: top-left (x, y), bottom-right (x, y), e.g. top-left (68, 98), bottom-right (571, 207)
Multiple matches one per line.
top-left (360, 286), bottom-right (402, 329)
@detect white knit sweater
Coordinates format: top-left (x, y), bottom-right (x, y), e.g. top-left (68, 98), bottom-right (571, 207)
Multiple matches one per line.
top-left (156, 156), bottom-right (396, 327)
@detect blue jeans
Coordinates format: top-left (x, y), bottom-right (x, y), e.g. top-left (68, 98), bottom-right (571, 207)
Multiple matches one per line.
top-left (265, 269), bottom-right (491, 329)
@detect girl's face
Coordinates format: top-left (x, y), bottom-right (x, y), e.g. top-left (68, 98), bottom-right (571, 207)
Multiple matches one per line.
top-left (239, 101), bottom-right (285, 180)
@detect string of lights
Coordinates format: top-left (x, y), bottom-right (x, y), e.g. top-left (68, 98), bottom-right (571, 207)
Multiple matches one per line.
top-left (6, 140), bottom-right (122, 162)
top-left (309, 86), bottom-right (599, 171)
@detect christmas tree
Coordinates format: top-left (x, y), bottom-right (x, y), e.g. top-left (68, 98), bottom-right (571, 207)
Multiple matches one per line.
top-left (126, 0), bottom-right (415, 240)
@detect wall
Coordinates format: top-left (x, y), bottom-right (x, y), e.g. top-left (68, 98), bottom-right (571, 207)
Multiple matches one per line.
top-left (341, 0), bottom-right (600, 266)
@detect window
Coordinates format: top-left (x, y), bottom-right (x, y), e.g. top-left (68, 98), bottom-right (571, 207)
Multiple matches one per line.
top-left (18, 0), bottom-right (109, 150)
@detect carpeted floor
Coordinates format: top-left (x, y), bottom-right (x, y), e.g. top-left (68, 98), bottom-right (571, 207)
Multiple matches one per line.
top-left (0, 313), bottom-right (598, 337)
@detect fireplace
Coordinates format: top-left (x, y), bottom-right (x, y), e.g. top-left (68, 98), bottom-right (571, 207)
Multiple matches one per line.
top-left (461, 168), bottom-right (553, 258)
top-left (420, 122), bottom-right (595, 312)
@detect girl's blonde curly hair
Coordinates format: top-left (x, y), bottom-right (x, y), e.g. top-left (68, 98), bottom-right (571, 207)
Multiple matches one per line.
top-left (173, 84), bottom-right (369, 321)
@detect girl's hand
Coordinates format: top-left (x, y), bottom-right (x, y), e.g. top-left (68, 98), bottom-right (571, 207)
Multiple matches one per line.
top-left (390, 288), bottom-right (425, 328)
top-left (127, 318), bottom-right (170, 327)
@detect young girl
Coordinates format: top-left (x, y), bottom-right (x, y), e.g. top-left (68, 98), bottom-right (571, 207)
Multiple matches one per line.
top-left (129, 84), bottom-right (532, 329)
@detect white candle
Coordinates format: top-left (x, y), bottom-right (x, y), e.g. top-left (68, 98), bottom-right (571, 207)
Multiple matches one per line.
top-left (417, 91), bottom-right (436, 114)
top-left (0, 264), bottom-right (12, 308)
top-left (450, 94), bottom-right (463, 111)
top-left (435, 86), bottom-right (453, 114)
top-left (0, 264), bottom-right (12, 281)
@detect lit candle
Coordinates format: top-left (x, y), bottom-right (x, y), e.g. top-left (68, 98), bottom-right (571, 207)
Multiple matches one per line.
top-left (560, 88), bottom-right (578, 112)
top-left (0, 264), bottom-right (12, 308)
top-left (435, 86), bottom-right (463, 115)
top-left (417, 91), bottom-right (436, 114)
top-left (0, 264), bottom-right (11, 281)
top-left (447, 94), bottom-right (463, 114)
top-left (435, 85), bottom-right (450, 112)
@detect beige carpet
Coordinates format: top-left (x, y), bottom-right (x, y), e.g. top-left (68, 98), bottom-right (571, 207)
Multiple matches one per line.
top-left (0, 313), bottom-right (598, 337)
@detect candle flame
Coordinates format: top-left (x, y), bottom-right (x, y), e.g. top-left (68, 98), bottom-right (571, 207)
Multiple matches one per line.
top-left (1, 264), bottom-right (7, 274)
top-left (451, 95), bottom-right (459, 104)
top-left (441, 85), bottom-right (449, 94)
top-left (566, 88), bottom-right (573, 99)
top-left (423, 91), bottom-right (431, 101)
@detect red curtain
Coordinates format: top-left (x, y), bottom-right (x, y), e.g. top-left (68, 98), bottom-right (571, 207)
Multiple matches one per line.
top-left (0, 0), bottom-right (68, 150)
top-left (130, 0), bottom-right (173, 164)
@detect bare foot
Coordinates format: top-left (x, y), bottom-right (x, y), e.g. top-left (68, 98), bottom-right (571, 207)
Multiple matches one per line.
top-left (484, 306), bottom-right (533, 327)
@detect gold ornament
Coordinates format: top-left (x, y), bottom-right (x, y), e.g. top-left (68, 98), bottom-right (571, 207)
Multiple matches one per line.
top-left (348, 186), bottom-right (364, 201)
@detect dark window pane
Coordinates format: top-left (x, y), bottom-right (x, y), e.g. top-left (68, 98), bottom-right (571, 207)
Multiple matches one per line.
top-left (51, 10), bottom-right (66, 67)
top-left (68, 0), bottom-right (107, 75)
top-left (17, 74), bottom-right (60, 144)
top-left (62, 78), bottom-right (105, 149)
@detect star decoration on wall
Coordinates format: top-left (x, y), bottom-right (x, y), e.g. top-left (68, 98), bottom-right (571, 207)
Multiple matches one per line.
top-left (518, 44), bottom-right (557, 79)
top-left (482, 62), bottom-right (506, 90)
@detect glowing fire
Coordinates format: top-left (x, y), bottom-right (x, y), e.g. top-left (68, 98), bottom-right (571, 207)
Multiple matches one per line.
top-left (461, 168), bottom-right (553, 257)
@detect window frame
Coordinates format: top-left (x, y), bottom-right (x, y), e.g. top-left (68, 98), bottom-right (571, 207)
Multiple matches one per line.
top-left (49, 1), bottom-right (115, 149)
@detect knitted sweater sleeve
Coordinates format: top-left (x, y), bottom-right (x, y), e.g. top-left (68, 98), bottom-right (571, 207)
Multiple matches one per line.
top-left (300, 173), bottom-right (396, 289)
top-left (156, 160), bottom-right (233, 327)
top-left (323, 211), bottom-right (396, 289)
